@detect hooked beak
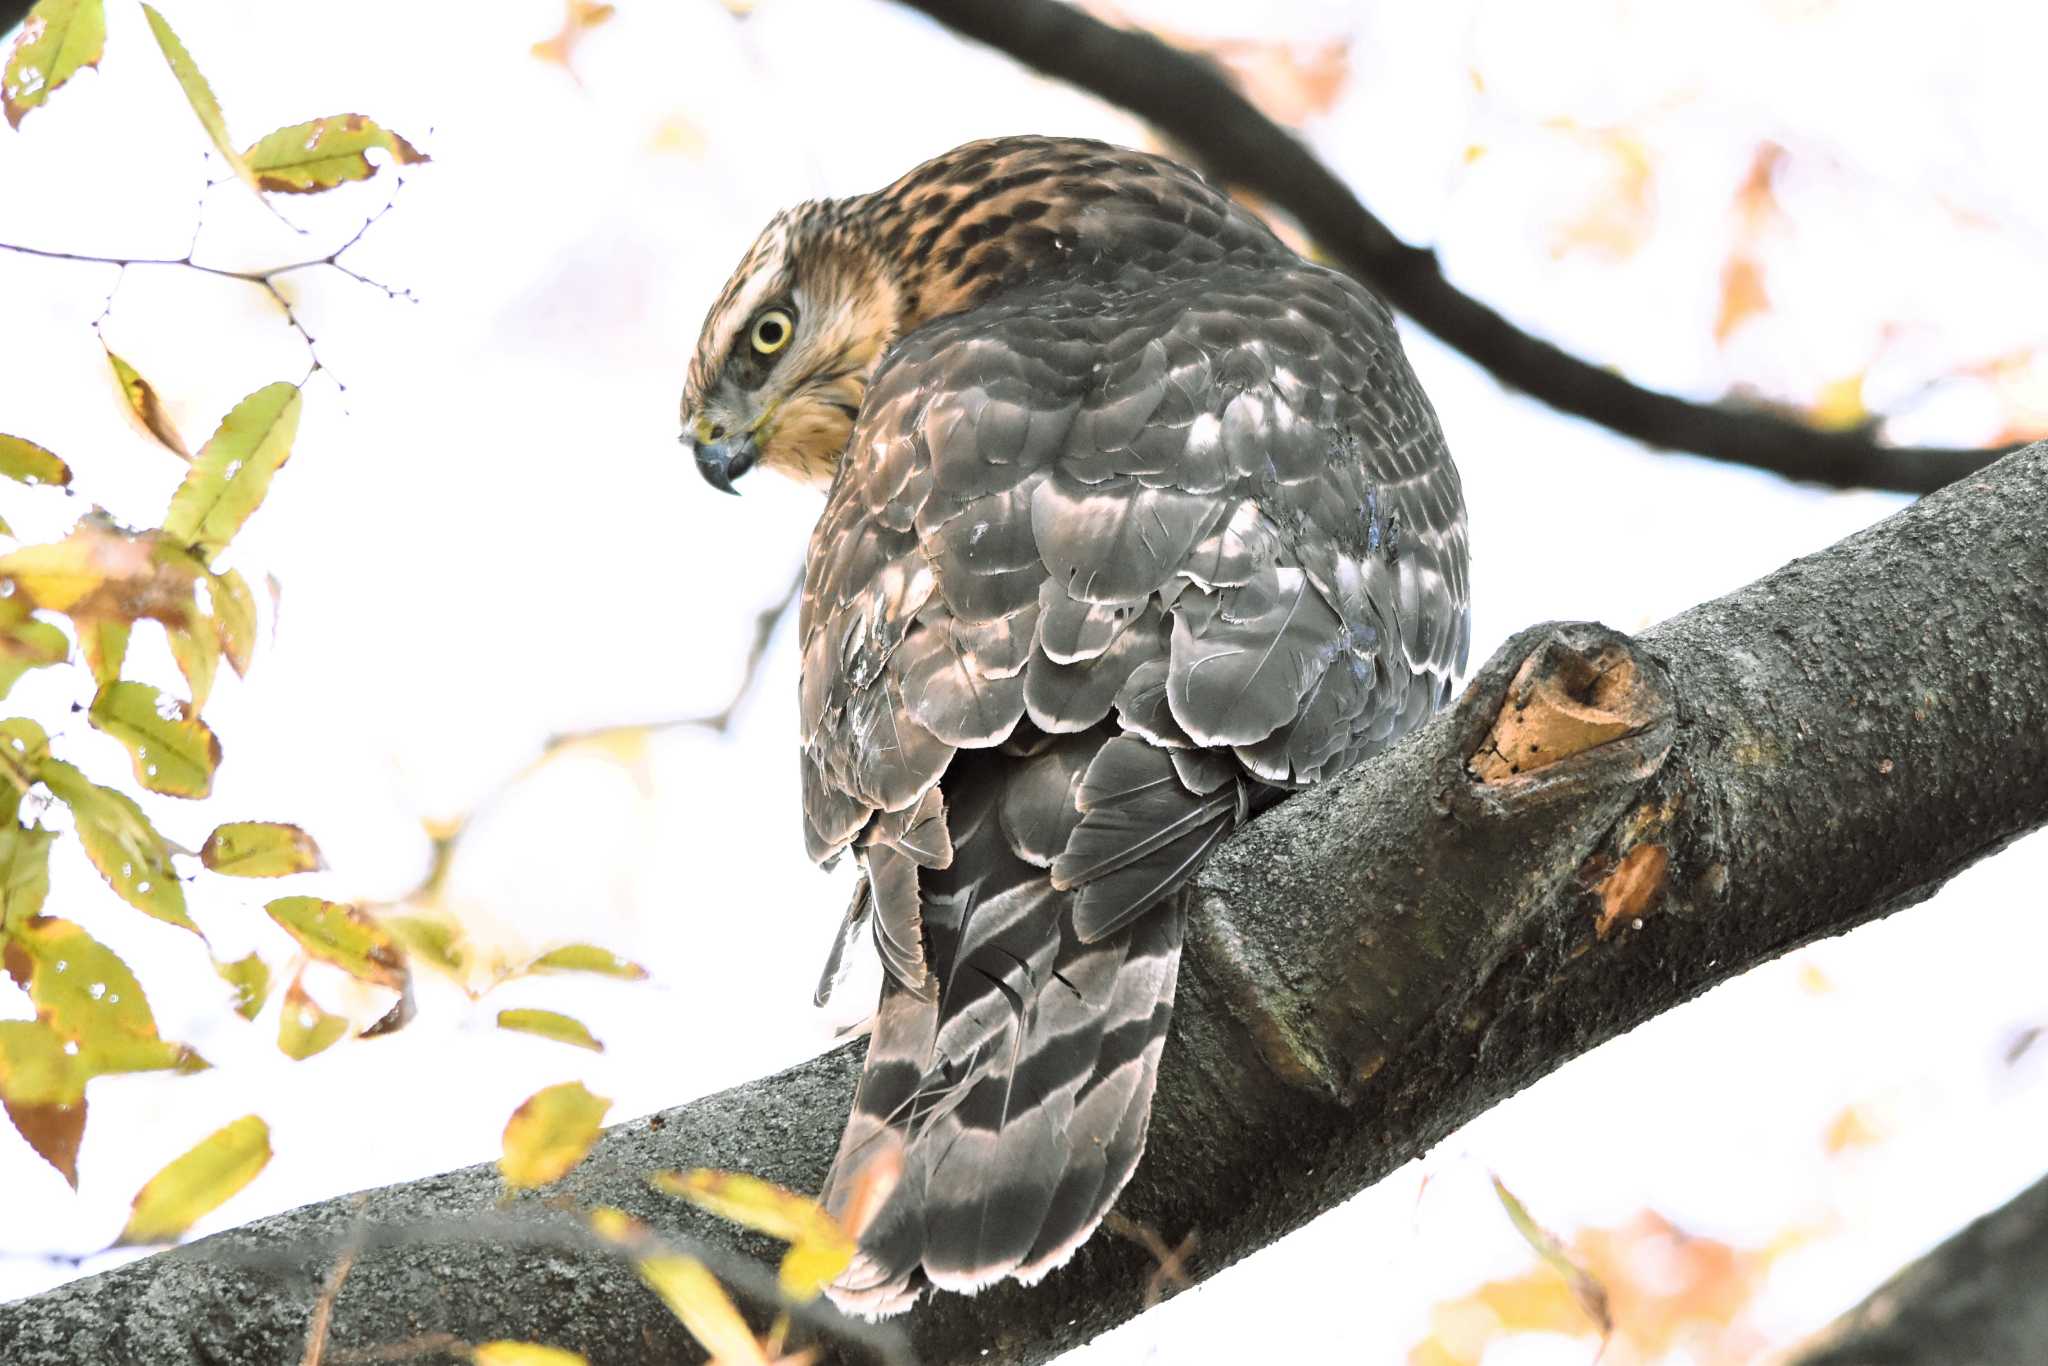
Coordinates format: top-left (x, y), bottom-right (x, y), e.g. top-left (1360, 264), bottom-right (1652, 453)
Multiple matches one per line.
top-left (689, 431), bottom-right (759, 495)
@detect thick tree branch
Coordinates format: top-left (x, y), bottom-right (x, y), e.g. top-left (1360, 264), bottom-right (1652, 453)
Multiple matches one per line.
top-left (1790, 1171), bottom-right (2048, 1364)
top-left (3, 445), bottom-right (2044, 1364)
top-left (890, 0), bottom-right (2010, 495)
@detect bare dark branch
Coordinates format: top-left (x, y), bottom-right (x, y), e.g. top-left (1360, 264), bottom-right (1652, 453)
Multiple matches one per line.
top-left (888, 0), bottom-right (2010, 495)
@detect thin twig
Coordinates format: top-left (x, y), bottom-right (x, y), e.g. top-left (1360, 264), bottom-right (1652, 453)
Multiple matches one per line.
top-left (299, 1198), bottom-right (367, 1366)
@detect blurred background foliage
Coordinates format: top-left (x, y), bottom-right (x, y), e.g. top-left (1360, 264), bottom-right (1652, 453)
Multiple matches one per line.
top-left (1, 0), bottom-right (2045, 1361)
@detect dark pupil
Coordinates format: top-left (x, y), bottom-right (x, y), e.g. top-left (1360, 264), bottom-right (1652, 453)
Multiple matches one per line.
top-left (758, 318), bottom-right (784, 346)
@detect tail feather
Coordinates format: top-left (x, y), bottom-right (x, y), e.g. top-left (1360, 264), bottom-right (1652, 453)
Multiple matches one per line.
top-left (819, 735), bottom-right (1201, 1313)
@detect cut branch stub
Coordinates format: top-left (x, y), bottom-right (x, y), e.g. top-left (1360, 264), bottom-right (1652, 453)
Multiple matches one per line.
top-left (1469, 635), bottom-right (1655, 783)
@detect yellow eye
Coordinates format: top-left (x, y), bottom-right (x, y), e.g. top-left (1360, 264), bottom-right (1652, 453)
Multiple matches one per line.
top-left (750, 309), bottom-right (794, 355)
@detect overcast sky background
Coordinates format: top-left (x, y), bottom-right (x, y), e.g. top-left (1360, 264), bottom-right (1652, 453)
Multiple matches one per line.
top-left (3, 0), bottom-right (2046, 1360)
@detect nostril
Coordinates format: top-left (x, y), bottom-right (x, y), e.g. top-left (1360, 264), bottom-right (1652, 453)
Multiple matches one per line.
top-left (708, 423), bottom-right (727, 441)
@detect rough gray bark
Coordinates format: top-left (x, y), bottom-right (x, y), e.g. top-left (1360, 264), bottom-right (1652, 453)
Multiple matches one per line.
top-left (1791, 1173), bottom-right (2048, 1365)
top-left (2, 443), bottom-right (2044, 1364)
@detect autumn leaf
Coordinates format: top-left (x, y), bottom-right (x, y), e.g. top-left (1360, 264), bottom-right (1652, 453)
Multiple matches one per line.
top-left (76, 616), bottom-right (127, 686)
top-left (1823, 1103), bottom-right (1886, 1156)
top-left (0, 605), bottom-right (67, 700)
top-left (277, 973), bottom-right (348, 1059)
top-left (497, 1008), bottom-right (603, 1052)
top-left (473, 1345), bottom-right (590, 1366)
top-left (4, 916), bottom-right (204, 1075)
top-left (0, 522), bottom-right (195, 623)
top-left (200, 821), bottom-right (323, 877)
top-left (39, 758), bottom-right (195, 931)
top-left (214, 952), bottom-right (269, 1020)
top-left (526, 943), bottom-right (648, 980)
top-left (0, 1018), bottom-right (88, 1184)
top-left (382, 912), bottom-right (467, 979)
top-left (241, 114), bottom-right (429, 194)
top-left (499, 1081), bottom-right (609, 1189)
top-left (637, 1254), bottom-right (769, 1365)
top-left (210, 567), bottom-right (257, 674)
top-left (0, 433), bottom-right (71, 486)
top-left (162, 382), bottom-right (301, 559)
top-left (654, 1168), bottom-right (855, 1301)
top-left (264, 896), bottom-right (406, 990)
top-left (105, 348), bottom-right (189, 458)
top-left (117, 1114), bottom-right (270, 1245)
top-left (88, 680), bottom-right (221, 798)
top-left (138, 4), bottom-right (256, 192)
top-left (2, 0), bottom-right (105, 130)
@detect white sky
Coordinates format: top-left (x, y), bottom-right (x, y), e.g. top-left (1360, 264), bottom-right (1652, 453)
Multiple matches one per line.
top-left (2, 0), bottom-right (2046, 1361)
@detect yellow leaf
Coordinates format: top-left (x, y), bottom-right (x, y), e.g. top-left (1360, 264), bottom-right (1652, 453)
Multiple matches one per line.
top-left (4, 1091), bottom-right (85, 1188)
top-left (2, 0), bottom-right (105, 129)
top-left (162, 382), bottom-right (301, 559)
top-left (0, 821), bottom-right (55, 933)
top-left (532, 1), bottom-right (616, 71)
top-left (88, 680), bottom-right (221, 798)
top-left (0, 611), bottom-right (67, 700)
top-left (636, 1253), bottom-right (767, 1366)
top-left (1823, 1103), bottom-right (1885, 1156)
top-left (138, 4), bottom-right (256, 192)
top-left (497, 1008), bottom-right (603, 1052)
top-left (77, 617), bottom-right (129, 687)
top-left (499, 1081), bottom-right (609, 1189)
top-left (117, 1114), bottom-right (270, 1245)
top-left (200, 821), bottom-right (324, 877)
top-left (209, 567), bottom-right (257, 674)
top-left (104, 348), bottom-right (189, 458)
top-left (39, 758), bottom-right (195, 931)
top-left (1810, 373), bottom-right (1869, 431)
top-left (0, 1018), bottom-right (87, 1185)
top-left (214, 952), bottom-right (268, 1020)
top-left (473, 1345), bottom-right (590, 1366)
top-left (526, 943), bottom-right (648, 980)
top-left (277, 973), bottom-right (347, 1060)
top-left (0, 433), bottom-right (72, 487)
top-left (264, 896), bottom-right (406, 990)
top-left (653, 1169), bottom-right (853, 1301)
top-left (241, 113), bottom-right (428, 194)
top-left (4, 916), bottom-right (203, 1076)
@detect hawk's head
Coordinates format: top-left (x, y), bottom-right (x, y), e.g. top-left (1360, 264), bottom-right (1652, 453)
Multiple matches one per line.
top-left (679, 201), bottom-right (902, 493)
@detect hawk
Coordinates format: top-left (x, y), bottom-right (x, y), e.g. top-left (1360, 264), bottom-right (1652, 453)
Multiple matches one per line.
top-left (680, 136), bottom-right (1469, 1313)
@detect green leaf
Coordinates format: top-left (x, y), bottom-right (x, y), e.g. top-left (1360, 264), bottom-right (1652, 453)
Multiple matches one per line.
top-left (0, 821), bottom-right (55, 935)
top-left (87, 681), bottom-right (220, 799)
top-left (0, 718), bottom-right (50, 817)
top-left (161, 382), bottom-right (300, 558)
top-left (0, 433), bottom-right (71, 486)
top-left (77, 617), bottom-right (128, 687)
top-left (2, 0), bottom-right (105, 130)
top-left (277, 973), bottom-right (347, 1059)
top-left (214, 952), bottom-right (268, 1019)
top-left (383, 912), bottom-right (466, 978)
top-left (497, 1007), bottom-right (603, 1052)
top-left (499, 1081), bottom-right (609, 1189)
top-left (526, 943), bottom-right (649, 981)
top-left (264, 896), bottom-right (406, 989)
top-left (39, 757), bottom-right (196, 932)
top-left (105, 348), bottom-right (189, 459)
top-left (200, 821), bottom-right (323, 877)
top-left (138, 4), bottom-right (256, 192)
top-left (242, 114), bottom-right (429, 194)
top-left (167, 619), bottom-right (218, 709)
top-left (1492, 1174), bottom-right (1613, 1339)
top-left (2, 916), bottom-right (204, 1076)
top-left (117, 1114), bottom-right (270, 1245)
top-left (209, 567), bottom-right (256, 674)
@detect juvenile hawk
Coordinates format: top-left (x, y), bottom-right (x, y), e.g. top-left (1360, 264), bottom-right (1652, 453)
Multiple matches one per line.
top-left (681, 136), bottom-right (1469, 1313)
